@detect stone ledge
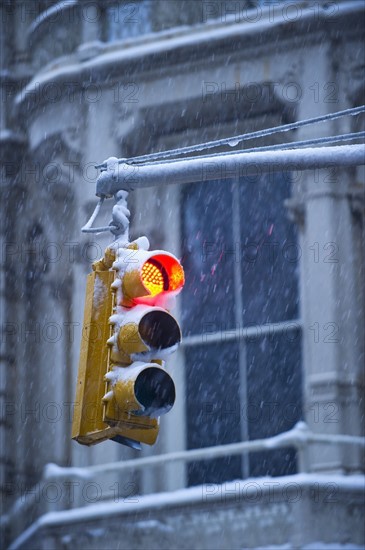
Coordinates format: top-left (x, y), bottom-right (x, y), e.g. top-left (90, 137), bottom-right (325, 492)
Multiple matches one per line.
top-left (8, 474), bottom-right (365, 550)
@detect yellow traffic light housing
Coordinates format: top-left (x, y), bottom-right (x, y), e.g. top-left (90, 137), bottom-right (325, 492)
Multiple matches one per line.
top-left (104, 361), bottom-right (175, 419)
top-left (72, 236), bottom-right (184, 449)
top-left (71, 268), bottom-right (116, 445)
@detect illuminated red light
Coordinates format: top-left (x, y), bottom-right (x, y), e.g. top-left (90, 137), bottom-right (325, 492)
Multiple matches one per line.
top-left (141, 255), bottom-right (184, 297)
top-left (141, 260), bottom-right (166, 296)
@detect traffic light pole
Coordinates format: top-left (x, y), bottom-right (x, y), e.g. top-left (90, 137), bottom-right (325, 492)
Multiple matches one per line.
top-left (95, 144), bottom-right (365, 197)
top-left (80, 144), bottom-right (365, 235)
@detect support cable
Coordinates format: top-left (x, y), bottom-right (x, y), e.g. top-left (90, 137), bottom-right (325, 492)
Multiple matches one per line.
top-left (81, 197), bottom-right (106, 232)
top-left (95, 105), bottom-right (365, 168)
top-left (126, 131), bottom-right (365, 167)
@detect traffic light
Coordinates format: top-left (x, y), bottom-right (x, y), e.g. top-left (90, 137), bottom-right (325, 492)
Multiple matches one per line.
top-left (72, 237), bottom-right (184, 448)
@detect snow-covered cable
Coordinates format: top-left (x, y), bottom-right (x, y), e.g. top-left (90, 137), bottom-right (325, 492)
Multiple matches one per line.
top-left (81, 190), bottom-right (130, 238)
top-left (127, 131), bottom-right (365, 167)
top-left (81, 195), bottom-right (118, 234)
top-left (81, 197), bottom-right (105, 232)
top-left (94, 105), bottom-right (365, 168)
top-left (81, 225), bottom-right (115, 234)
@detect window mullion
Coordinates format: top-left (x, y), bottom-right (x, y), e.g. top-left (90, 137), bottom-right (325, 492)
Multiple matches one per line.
top-left (232, 179), bottom-right (249, 478)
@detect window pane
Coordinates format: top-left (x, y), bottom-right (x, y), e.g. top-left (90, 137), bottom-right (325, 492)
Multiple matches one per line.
top-left (185, 342), bottom-right (242, 486)
top-left (181, 180), bottom-right (235, 336)
top-left (246, 330), bottom-right (302, 477)
top-left (106, 1), bottom-right (152, 42)
top-left (239, 172), bottom-right (299, 325)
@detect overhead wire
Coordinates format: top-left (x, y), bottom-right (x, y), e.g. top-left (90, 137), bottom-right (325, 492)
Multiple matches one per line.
top-left (97, 105), bottom-right (365, 167)
top-left (125, 131), bottom-right (365, 167)
top-left (86, 107), bottom-right (365, 233)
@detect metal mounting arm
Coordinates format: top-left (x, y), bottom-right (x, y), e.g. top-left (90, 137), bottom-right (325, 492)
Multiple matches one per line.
top-left (81, 189), bottom-right (130, 242)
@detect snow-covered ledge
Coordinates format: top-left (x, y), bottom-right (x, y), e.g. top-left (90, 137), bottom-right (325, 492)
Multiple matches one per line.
top-left (8, 473), bottom-right (365, 550)
top-left (4, 423), bottom-right (364, 549)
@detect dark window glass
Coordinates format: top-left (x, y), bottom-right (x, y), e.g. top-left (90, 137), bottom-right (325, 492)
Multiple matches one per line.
top-left (239, 172), bottom-right (299, 325)
top-left (247, 330), bottom-right (302, 477)
top-left (181, 180), bottom-right (235, 336)
top-left (185, 343), bottom-right (242, 486)
top-left (182, 172), bottom-right (302, 485)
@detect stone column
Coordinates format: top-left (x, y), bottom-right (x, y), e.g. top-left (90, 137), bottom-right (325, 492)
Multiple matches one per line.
top-left (0, 148), bottom-right (27, 545)
top-left (293, 43), bottom-right (364, 473)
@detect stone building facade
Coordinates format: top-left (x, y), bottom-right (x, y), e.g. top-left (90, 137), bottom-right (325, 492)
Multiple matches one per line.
top-left (0, 0), bottom-right (364, 548)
